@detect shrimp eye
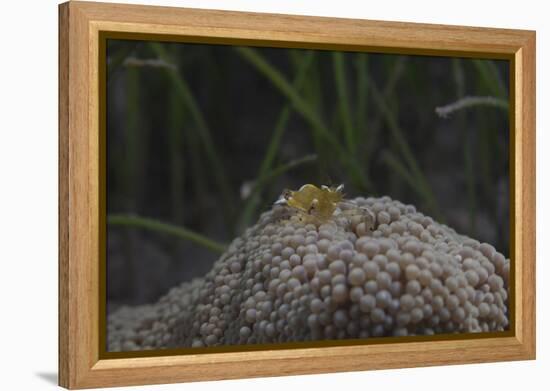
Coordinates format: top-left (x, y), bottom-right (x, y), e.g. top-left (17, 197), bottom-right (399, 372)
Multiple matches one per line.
top-left (274, 189), bottom-right (293, 205)
top-left (282, 189), bottom-right (292, 199)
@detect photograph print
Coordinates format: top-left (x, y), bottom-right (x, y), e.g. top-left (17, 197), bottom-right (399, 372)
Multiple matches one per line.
top-left (105, 38), bottom-right (511, 352)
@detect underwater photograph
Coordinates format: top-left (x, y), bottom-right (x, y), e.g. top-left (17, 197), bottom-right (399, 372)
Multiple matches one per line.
top-left (105, 39), bottom-right (511, 352)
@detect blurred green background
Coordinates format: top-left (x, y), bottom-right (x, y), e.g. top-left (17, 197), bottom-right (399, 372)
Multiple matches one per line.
top-left (106, 39), bottom-right (510, 308)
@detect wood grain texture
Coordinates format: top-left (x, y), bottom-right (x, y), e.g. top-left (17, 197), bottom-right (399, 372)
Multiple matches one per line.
top-left (518, 33), bottom-right (536, 354)
top-left (58, 1), bottom-right (536, 388)
top-left (71, 1), bottom-right (529, 56)
top-left (58, 3), bottom-right (70, 387)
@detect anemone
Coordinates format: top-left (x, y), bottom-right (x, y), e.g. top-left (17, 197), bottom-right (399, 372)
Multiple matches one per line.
top-left (108, 195), bottom-right (509, 351)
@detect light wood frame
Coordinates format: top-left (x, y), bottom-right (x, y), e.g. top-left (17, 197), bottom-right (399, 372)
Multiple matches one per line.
top-left (59, 0), bottom-right (536, 389)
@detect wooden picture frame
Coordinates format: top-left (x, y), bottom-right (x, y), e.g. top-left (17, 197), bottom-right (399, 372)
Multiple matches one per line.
top-left (59, 0), bottom-right (536, 388)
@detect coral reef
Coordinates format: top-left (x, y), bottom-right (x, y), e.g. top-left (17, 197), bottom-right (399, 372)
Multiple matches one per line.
top-left (108, 196), bottom-right (509, 351)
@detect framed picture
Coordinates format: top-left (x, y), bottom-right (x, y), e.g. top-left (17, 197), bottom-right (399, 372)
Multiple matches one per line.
top-left (59, 1), bottom-right (536, 389)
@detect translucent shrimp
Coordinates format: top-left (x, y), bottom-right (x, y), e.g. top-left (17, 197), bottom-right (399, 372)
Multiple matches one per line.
top-left (274, 184), bottom-right (375, 230)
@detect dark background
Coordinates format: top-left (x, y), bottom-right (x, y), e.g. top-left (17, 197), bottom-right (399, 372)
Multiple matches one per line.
top-left (106, 39), bottom-right (510, 309)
